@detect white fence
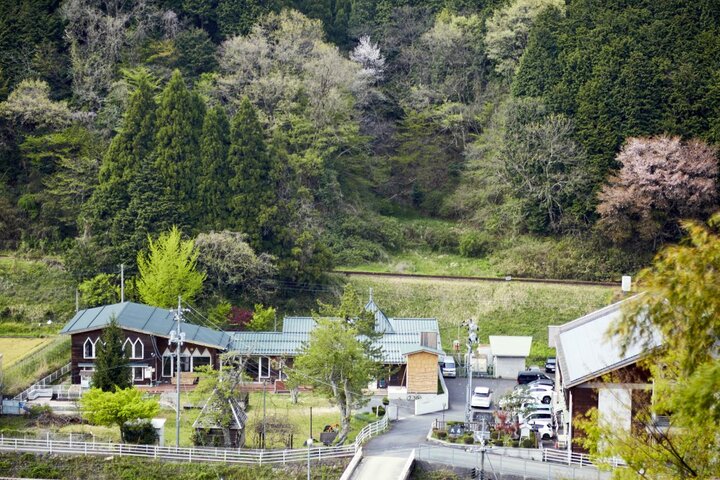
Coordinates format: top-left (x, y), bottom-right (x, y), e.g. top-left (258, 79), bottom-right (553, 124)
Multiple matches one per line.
top-left (542, 448), bottom-right (626, 468)
top-left (13, 363), bottom-right (72, 401)
top-left (0, 415), bottom-right (390, 466)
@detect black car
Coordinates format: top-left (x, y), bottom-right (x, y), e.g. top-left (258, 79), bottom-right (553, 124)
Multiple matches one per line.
top-left (545, 357), bottom-right (556, 373)
top-left (517, 370), bottom-right (551, 385)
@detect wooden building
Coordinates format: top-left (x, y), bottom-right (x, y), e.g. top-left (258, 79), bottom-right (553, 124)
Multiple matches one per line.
top-left (229, 294), bottom-right (443, 390)
top-left (554, 296), bottom-right (662, 452)
top-left (60, 302), bottom-right (231, 386)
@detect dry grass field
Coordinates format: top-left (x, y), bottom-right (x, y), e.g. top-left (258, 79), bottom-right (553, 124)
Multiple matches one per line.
top-left (0, 337), bottom-right (55, 367)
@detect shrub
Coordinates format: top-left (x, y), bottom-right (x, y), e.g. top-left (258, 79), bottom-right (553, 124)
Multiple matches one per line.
top-left (459, 231), bottom-right (491, 258)
top-left (122, 420), bottom-right (158, 445)
top-left (437, 430), bottom-right (448, 439)
top-left (521, 437), bottom-right (535, 448)
top-left (382, 397), bottom-right (389, 406)
top-left (463, 435), bottom-right (474, 444)
top-left (511, 440), bottom-right (520, 448)
top-left (448, 436), bottom-right (458, 443)
top-left (371, 406), bottom-right (386, 416)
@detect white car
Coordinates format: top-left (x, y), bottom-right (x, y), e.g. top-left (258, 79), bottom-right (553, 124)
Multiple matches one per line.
top-left (517, 403), bottom-right (552, 424)
top-left (521, 421), bottom-right (555, 440)
top-left (471, 386), bottom-right (492, 408)
top-left (525, 385), bottom-right (553, 404)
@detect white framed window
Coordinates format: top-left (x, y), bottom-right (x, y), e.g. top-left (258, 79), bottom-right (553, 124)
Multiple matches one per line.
top-left (162, 356), bottom-right (173, 377)
top-left (259, 357), bottom-right (271, 379)
top-left (123, 338), bottom-right (144, 359)
top-left (83, 337), bottom-right (96, 359)
top-left (133, 339), bottom-right (144, 359)
top-left (192, 356), bottom-right (211, 371)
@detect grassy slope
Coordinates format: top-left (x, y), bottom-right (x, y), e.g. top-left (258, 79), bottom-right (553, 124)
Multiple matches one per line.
top-left (337, 250), bottom-right (498, 277)
top-left (0, 256), bottom-right (74, 335)
top-left (342, 274), bottom-right (617, 363)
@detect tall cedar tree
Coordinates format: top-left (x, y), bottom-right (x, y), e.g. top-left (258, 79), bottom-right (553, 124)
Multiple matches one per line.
top-left (88, 73), bottom-right (158, 267)
top-left (153, 70), bottom-right (205, 229)
top-left (92, 317), bottom-right (131, 392)
top-left (198, 106), bottom-right (231, 230)
top-left (228, 97), bottom-right (274, 251)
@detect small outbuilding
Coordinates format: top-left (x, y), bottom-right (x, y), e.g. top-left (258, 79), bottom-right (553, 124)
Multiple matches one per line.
top-left (402, 345), bottom-right (444, 394)
top-left (488, 335), bottom-right (532, 379)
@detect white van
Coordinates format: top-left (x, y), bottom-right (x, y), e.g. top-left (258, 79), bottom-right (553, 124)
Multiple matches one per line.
top-left (440, 356), bottom-right (457, 377)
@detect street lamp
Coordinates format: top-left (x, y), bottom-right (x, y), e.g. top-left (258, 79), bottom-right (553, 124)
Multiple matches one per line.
top-left (306, 437), bottom-right (314, 480)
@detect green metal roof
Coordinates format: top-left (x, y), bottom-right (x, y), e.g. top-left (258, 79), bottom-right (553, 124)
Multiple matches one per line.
top-left (60, 302), bottom-right (231, 350)
top-left (229, 316), bottom-right (442, 363)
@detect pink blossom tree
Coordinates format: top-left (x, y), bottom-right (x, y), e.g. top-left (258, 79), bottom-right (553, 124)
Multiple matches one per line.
top-left (597, 135), bottom-right (718, 246)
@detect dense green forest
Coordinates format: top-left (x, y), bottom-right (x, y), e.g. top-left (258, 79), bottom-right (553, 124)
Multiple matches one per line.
top-left (1, 0), bottom-right (720, 311)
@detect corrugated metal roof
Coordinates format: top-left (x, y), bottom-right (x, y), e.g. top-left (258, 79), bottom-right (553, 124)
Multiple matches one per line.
top-left (365, 299), bottom-right (394, 333)
top-left (229, 316), bottom-right (443, 364)
top-left (60, 302), bottom-right (231, 350)
top-left (556, 295), bottom-right (661, 388)
top-left (282, 317), bottom-right (315, 333)
top-left (489, 336), bottom-right (532, 357)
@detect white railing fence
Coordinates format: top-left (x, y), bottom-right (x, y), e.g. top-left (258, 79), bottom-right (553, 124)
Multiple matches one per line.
top-left (0, 415), bottom-right (390, 466)
top-left (354, 414), bottom-right (389, 447)
top-left (542, 448), bottom-right (626, 468)
top-left (13, 363), bottom-right (72, 402)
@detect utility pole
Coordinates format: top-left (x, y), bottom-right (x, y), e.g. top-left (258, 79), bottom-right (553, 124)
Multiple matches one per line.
top-left (120, 264), bottom-right (124, 302)
top-left (75, 289), bottom-right (79, 313)
top-left (465, 318), bottom-right (477, 424)
top-left (170, 296), bottom-right (187, 448)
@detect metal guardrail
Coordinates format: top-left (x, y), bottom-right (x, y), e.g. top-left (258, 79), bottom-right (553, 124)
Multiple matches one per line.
top-left (542, 448), bottom-right (626, 468)
top-left (0, 415), bottom-right (390, 465)
top-left (354, 415), bottom-right (389, 446)
top-left (13, 363), bottom-right (72, 401)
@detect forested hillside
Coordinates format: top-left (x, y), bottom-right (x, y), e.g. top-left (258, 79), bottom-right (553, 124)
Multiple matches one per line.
top-left (1, 0), bottom-right (719, 309)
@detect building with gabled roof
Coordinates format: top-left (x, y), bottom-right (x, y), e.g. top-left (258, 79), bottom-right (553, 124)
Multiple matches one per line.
top-left (553, 295), bottom-right (662, 452)
top-left (229, 296), bottom-right (443, 390)
top-left (61, 302), bottom-right (231, 386)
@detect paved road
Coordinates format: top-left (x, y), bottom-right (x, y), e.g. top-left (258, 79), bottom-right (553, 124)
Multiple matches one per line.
top-left (351, 380), bottom-right (611, 480)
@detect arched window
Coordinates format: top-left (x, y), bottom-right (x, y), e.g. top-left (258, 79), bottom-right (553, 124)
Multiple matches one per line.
top-left (133, 338), bottom-right (144, 359)
top-left (83, 338), bottom-right (95, 359)
top-left (123, 338), bottom-right (144, 359)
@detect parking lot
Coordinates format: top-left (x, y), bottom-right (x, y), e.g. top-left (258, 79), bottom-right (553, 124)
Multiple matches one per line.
top-left (441, 374), bottom-right (557, 447)
top-left (443, 375), bottom-right (516, 421)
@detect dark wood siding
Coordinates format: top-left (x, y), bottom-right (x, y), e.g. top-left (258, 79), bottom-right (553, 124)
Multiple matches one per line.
top-left (570, 386), bottom-right (597, 453)
top-left (70, 328), bottom-right (223, 385)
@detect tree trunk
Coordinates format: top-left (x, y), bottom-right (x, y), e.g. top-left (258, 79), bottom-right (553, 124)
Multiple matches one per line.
top-left (335, 379), bottom-right (353, 445)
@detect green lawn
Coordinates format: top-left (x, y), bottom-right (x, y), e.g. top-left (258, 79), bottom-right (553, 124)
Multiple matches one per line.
top-left (342, 274), bottom-right (618, 364)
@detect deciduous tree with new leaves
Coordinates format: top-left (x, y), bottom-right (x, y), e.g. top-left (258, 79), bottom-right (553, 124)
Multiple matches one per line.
top-left (597, 136), bottom-right (718, 246)
top-left (137, 226), bottom-right (205, 308)
top-left (81, 387), bottom-right (160, 442)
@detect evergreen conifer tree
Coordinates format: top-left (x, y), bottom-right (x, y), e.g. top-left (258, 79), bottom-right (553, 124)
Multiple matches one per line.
top-left (228, 97), bottom-right (274, 250)
top-left (92, 317), bottom-right (131, 392)
top-left (153, 70), bottom-right (205, 228)
top-left (87, 72), bottom-right (158, 268)
top-left (198, 106), bottom-right (231, 230)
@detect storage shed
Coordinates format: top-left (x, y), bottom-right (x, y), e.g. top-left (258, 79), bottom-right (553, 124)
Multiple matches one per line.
top-left (489, 336), bottom-right (532, 379)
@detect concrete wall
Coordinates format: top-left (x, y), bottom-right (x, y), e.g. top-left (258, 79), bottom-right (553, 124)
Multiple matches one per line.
top-left (407, 352), bottom-right (439, 394)
top-left (494, 356), bottom-right (526, 379)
